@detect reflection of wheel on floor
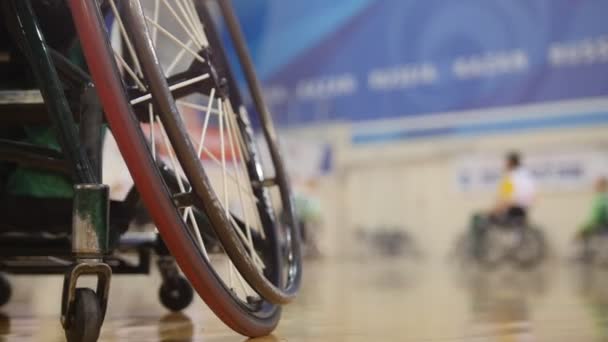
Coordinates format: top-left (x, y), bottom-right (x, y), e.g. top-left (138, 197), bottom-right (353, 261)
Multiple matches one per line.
top-left (159, 276), bottom-right (194, 312)
top-left (476, 228), bottom-right (508, 269)
top-left (64, 288), bottom-right (102, 342)
top-left (0, 274), bottom-right (10, 307)
top-left (511, 227), bottom-right (546, 269)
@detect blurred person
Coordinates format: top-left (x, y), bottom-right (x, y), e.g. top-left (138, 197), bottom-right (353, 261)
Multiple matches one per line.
top-left (290, 179), bottom-right (323, 258)
top-left (471, 151), bottom-right (537, 253)
top-left (575, 177), bottom-right (608, 259)
top-left (577, 177), bottom-right (608, 238)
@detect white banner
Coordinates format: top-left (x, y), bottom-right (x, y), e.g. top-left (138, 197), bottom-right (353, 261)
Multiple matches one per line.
top-left (454, 150), bottom-right (608, 193)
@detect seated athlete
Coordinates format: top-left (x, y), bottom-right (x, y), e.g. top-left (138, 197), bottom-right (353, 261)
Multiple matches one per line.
top-left (577, 177), bottom-right (608, 239)
top-left (471, 152), bottom-right (536, 251)
top-left (490, 151), bottom-right (536, 224)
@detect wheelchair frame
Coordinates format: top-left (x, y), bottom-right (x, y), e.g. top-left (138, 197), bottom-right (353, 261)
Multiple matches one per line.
top-left (0, 0), bottom-right (189, 338)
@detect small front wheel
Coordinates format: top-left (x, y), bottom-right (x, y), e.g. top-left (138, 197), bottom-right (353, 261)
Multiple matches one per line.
top-left (64, 288), bottom-right (103, 342)
top-left (159, 277), bottom-right (194, 312)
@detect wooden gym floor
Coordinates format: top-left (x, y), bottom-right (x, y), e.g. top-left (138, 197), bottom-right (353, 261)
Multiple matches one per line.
top-left (0, 257), bottom-right (604, 341)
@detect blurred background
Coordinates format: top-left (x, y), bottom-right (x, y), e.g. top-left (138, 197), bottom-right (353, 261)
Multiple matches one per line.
top-left (5, 1), bottom-right (608, 340)
top-left (226, 0), bottom-right (608, 260)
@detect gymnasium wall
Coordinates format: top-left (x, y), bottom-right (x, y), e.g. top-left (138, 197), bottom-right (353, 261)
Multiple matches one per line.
top-left (280, 101), bottom-right (608, 259)
top-left (229, 0), bottom-right (608, 258)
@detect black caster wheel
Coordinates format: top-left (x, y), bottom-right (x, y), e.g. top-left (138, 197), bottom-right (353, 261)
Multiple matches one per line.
top-left (65, 288), bottom-right (102, 342)
top-left (0, 274), bottom-right (10, 307)
top-left (159, 277), bottom-right (194, 312)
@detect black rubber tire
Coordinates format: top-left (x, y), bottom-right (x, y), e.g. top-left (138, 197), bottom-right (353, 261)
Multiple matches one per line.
top-left (119, 0), bottom-right (300, 305)
top-left (69, 0), bottom-right (281, 336)
top-left (159, 277), bottom-right (194, 312)
top-left (64, 288), bottom-right (103, 342)
top-left (511, 227), bottom-right (546, 269)
top-left (207, 1), bottom-right (302, 302)
top-left (0, 274), bottom-right (10, 307)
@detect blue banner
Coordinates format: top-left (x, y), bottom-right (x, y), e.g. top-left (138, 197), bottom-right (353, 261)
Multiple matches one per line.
top-left (232, 0), bottom-right (608, 128)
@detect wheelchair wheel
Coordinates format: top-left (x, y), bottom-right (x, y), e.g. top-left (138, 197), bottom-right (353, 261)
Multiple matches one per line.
top-left (475, 227), bottom-right (507, 269)
top-left (69, 0), bottom-right (297, 337)
top-left (64, 288), bottom-right (102, 342)
top-left (510, 226), bottom-right (545, 269)
top-left (113, 0), bottom-right (300, 304)
top-left (159, 276), bottom-right (194, 312)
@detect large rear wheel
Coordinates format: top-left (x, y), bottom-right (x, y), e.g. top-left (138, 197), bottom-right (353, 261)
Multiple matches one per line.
top-left (68, 0), bottom-right (286, 336)
top-left (111, 0), bottom-right (301, 304)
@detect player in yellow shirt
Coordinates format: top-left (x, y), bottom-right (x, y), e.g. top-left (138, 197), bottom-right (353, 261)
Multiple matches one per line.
top-left (471, 152), bottom-right (537, 255)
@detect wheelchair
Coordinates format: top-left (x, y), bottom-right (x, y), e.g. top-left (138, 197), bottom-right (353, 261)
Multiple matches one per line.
top-left (473, 209), bottom-right (546, 269)
top-left (0, 0), bottom-right (302, 340)
top-left (576, 226), bottom-right (608, 267)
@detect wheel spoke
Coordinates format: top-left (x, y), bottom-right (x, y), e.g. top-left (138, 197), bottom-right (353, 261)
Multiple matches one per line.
top-left (178, 91), bottom-right (258, 202)
top-left (130, 73), bottom-right (210, 105)
top-left (160, 0), bottom-right (204, 48)
top-left (218, 98), bottom-right (229, 217)
top-left (151, 0), bottom-right (160, 45)
top-left (199, 146), bottom-right (260, 204)
top-left (169, 74), bottom-right (210, 93)
top-left (185, 206), bottom-right (209, 260)
top-left (165, 39), bottom-right (193, 76)
top-left (228, 259), bottom-right (251, 297)
top-left (195, 88), bottom-right (216, 157)
top-left (156, 116), bottom-right (212, 256)
top-left (178, 100), bottom-right (221, 116)
top-left (144, 15), bottom-right (206, 65)
top-left (183, 0), bottom-right (209, 46)
top-left (156, 117), bottom-right (187, 193)
top-left (113, 51), bottom-right (146, 91)
top-left (226, 102), bottom-right (266, 240)
top-left (228, 258), bottom-right (234, 289)
top-left (108, 0), bottom-right (143, 76)
top-left (235, 106), bottom-right (254, 162)
top-left (233, 262), bottom-right (251, 297)
top-left (148, 104), bottom-right (156, 160)
top-left (175, 0), bottom-right (206, 46)
top-left (224, 100), bottom-right (261, 270)
top-left (226, 106), bottom-right (266, 224)
top-left (228, 215), bottom-right (265, 270)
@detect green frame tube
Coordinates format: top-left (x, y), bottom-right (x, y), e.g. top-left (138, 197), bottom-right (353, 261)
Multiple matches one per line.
top-left (10, 0), bottom-right (96, 184)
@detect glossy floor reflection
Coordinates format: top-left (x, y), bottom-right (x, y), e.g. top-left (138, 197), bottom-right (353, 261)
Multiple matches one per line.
top-left (0, 257), bottom-right (606, 341)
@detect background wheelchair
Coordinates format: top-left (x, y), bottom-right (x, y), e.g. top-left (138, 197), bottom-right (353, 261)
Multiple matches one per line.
top-left (473, 210), bottom-right (547, 269)
top-left (575, 226), bottom-right (608, 267)
top-left (0, 0), bottom-right (302, 340)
